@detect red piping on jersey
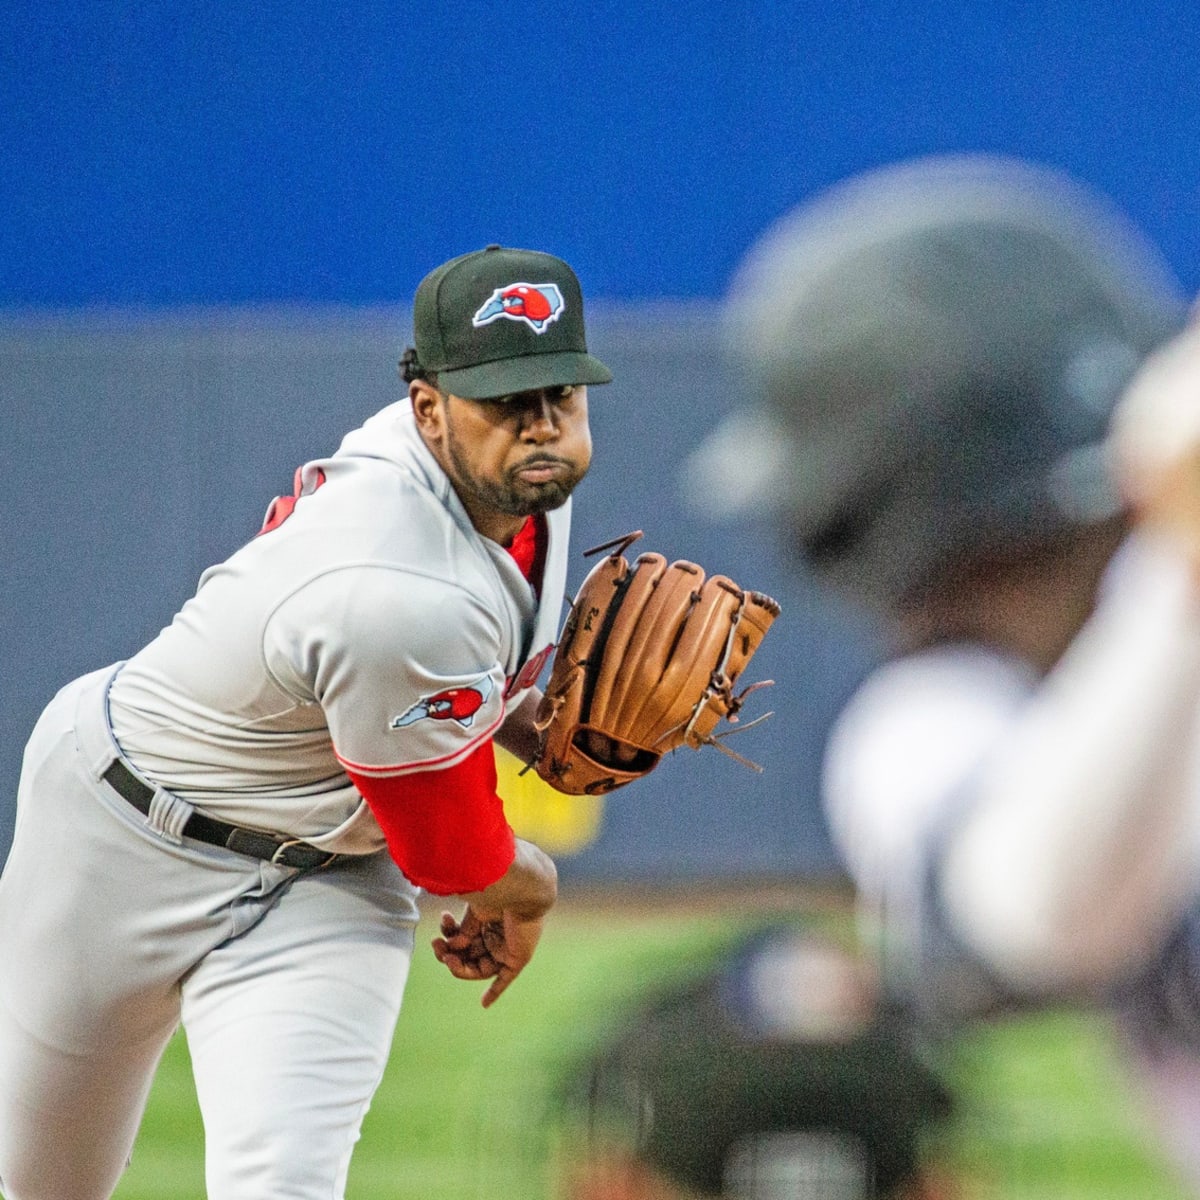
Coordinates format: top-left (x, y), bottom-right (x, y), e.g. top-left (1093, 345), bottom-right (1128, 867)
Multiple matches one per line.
top-left (334, 706), bottom-right (507, 778)
top-left (258, 466), bottom-right (327, 536)
top-left (345, 740), bottom-right (516, 895)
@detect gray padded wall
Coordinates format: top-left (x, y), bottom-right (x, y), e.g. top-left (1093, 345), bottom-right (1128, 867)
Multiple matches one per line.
top-left (2, 307), bottom-right (882, 882)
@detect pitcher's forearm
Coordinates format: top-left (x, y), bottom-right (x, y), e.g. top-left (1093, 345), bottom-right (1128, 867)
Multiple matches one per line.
top-left (494, 689), bottom-right (544, 765)
top-left (457, 837), bottom-right (558, 920)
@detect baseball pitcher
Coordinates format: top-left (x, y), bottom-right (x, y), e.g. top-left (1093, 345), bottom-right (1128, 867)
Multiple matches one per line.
top-left (0, 243), bottom-right (778, 1200)
top-left (0, 246), bottom-right (604, 1200)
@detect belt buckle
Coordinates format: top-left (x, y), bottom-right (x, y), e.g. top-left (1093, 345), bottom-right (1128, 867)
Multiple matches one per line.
top-left (271, 838), bottom-right (304, 866)
top-left (271, 838), bottom-right (334, 870)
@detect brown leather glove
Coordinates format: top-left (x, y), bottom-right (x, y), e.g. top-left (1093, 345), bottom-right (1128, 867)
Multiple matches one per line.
top-left (533, 533), bottom-right (781, 795)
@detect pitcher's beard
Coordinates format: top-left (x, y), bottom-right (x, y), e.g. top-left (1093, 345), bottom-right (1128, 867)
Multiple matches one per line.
top-left (447, 440), bottom-right (583, 518)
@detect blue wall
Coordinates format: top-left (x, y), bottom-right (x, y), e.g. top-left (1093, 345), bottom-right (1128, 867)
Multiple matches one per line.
top-left (4, 2), bottom-right (1198, 308)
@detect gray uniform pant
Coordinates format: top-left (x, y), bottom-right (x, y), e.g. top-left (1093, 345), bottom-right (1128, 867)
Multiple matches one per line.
top-left (0, 667), bottom-right (420, 1200)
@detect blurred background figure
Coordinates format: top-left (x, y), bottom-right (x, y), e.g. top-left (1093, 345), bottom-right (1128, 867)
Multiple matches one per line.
top-left (686, 153), bottom-right (1200, 1190)
top-left (558, 924), bottom-right (956, 1200)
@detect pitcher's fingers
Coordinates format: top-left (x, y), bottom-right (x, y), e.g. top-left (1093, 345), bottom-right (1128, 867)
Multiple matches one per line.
top-left (434, 947), bottom-right (499, 980)
top-left (480, 965), bottom-right (521, 1008)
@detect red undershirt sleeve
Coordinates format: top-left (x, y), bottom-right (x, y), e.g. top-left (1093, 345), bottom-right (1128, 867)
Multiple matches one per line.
top-left (345, 739), bottom-right (516, 895)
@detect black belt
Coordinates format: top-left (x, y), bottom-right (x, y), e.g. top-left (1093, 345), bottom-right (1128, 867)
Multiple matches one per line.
top-left (102, 758), bottom-right (339, 870)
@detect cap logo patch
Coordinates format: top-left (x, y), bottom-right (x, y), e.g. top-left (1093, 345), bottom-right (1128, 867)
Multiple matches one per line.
top-left (390, 675), bottom-right (494, 730)
top-left (472, 282), bottom-right (565, 334)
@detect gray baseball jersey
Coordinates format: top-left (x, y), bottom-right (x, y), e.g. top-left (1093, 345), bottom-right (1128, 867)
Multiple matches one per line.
top-left (109, 397), bottom-right (568, 851)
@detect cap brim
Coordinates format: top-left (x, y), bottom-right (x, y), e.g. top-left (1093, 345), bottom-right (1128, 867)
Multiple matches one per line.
top-left (437, 351), bottom-right (613, 400)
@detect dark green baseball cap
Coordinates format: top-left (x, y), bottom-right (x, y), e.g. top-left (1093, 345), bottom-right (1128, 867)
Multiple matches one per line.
top-left (409, 244), bottom-right (613, 400)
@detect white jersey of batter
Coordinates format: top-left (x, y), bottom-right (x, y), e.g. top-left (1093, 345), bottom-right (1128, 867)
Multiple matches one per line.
top-left (107, 397), bottom-right (568, 854)
top-left (823, 533), bottom-right (1200, 1186)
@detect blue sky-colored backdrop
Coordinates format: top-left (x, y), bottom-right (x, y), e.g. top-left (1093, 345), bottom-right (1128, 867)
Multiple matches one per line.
top-left (3, 1), bottom-right (1197, 309)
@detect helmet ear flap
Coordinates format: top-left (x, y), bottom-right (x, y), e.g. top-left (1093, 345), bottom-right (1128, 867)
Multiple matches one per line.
top-left (803, 509), bottom-right (869, 571)
top-left (801, 476), bottom-right (892, 577)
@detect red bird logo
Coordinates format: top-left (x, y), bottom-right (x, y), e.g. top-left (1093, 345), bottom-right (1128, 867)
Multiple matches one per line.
top-left (472, 282), bottom-right (565, 333)
top-left (391, 676), bottom-right (494, 730)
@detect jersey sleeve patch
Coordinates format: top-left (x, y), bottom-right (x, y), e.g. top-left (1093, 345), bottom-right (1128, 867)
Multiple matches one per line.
top-left (335, 694), bottom-right (506, 779)
top-left (391, 674), bottom-right (494, 730)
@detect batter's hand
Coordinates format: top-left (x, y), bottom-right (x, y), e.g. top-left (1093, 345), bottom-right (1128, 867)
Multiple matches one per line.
top-left (1110, 319), bottom-right (1200, 561)
top-left (432, 904), bottom-right (545, 1008)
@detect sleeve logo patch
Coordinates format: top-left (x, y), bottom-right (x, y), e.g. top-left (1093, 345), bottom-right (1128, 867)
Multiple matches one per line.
top-left (390, 676), bottom-right (494, 730)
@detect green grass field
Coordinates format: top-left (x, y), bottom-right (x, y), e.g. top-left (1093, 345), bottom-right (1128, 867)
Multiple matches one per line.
top-left (110, 894), bottom-right (1193, 1200)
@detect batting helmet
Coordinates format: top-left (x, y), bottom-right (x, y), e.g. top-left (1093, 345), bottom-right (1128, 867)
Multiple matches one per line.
top-left (686, 155), bottom-right (1186, 613)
